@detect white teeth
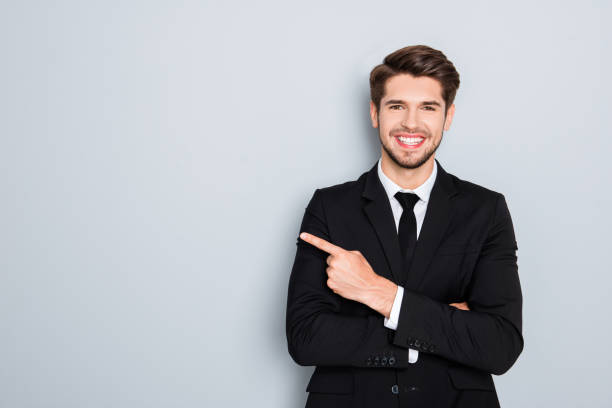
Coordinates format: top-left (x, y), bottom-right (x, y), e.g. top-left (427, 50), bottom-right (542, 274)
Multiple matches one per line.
top-left (397, 136), bottom-right (424, 145)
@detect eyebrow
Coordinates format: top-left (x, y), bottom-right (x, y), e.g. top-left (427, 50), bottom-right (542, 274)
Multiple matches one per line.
top-left (384, 99), bottom-right (442, 107)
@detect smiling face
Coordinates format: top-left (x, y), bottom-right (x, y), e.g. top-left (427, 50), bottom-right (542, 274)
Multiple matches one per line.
top-left (370, 73), bottom-right (455, 170)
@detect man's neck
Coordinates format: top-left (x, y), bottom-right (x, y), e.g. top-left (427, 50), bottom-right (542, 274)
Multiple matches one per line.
top-left (380, 153), bottom-right (435, 190)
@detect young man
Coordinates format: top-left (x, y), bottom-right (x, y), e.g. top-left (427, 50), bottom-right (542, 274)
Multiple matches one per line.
top-left (286, 45), bottom-right (523, 408)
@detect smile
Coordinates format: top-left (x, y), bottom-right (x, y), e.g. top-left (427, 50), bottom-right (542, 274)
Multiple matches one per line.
top-left (395, 135), bottom-right (425, 149)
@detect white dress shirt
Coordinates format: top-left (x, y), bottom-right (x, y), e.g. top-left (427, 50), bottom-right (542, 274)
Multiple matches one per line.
top-left (377, 157), bottom-right (438, 364)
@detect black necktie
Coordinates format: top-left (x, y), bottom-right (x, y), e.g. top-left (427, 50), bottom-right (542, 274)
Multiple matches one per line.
top-left (394, 192), bottom-right (420, 278)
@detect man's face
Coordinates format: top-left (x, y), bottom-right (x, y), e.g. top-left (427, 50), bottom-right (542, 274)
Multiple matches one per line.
top-left (370, 73), bottom-right (455, 170)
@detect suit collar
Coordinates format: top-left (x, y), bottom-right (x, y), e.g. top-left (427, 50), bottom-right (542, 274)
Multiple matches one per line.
top-left (376, 156), bottom-right (438, 204)
top-left (361, 158), bottom-right (458, 288)
top-left (363, 157), bottom-right (457, 202)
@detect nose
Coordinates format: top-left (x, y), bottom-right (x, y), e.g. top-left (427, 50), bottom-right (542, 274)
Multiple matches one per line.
top-left (400, 108), bottom-right (419, 130)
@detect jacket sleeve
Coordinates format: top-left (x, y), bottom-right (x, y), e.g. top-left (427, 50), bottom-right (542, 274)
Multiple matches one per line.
top-left (286, 188), bottom-right (411, 368)
top-left (392, 193), bottom-right (524, 375)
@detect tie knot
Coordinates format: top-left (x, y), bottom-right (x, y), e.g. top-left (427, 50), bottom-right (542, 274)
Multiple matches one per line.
top-left (394, 191), bottom-right (420, 211)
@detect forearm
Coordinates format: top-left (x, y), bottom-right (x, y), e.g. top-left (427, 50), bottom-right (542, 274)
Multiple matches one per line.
top-left (286, 247), bottom-right (411, 368)
top-left (392, 287), bottom-right (523, 375)
top-left (286, 307), bottom-right (411, 368)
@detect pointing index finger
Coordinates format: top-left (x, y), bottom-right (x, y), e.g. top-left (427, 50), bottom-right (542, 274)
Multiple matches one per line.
top-left (300, 232), bottom-right (344, 255)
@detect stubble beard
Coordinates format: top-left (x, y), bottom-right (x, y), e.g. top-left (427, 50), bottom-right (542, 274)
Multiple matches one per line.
top-left (380, 130), bottom-right (444, 170)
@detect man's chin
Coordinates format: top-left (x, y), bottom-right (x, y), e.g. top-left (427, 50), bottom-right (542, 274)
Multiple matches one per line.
top-left (397, 161), bottom-right (427, 170)
top-left (388, 150), bottom-right (432, 170)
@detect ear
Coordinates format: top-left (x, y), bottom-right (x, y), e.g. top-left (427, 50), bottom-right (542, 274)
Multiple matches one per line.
top-left (369, 100), bottom-right (379, 128)
top-left (443, 103), bottom-right (455, 131)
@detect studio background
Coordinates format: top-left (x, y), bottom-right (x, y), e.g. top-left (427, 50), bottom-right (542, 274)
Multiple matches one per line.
top-left (1, 1), bottom-right (610, 407)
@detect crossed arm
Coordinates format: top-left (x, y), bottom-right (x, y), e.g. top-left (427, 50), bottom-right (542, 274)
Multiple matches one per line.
top-left (285, 189), bottom-right (523, 374)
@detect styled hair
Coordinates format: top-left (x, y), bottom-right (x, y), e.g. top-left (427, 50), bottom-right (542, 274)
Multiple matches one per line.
top-left (369, 45), bottom-right (460, 114)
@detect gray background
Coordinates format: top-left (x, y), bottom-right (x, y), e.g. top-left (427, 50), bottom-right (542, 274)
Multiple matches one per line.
top-left (1, 1), bottom-right (610, 407)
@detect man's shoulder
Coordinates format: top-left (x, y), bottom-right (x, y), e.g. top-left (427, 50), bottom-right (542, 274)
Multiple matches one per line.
top-left (312, 169), bottom-right (368, 205)
top-left (451, 172), bottom-right (505, 201)
top-left (446, 170), bottom-right (511, 220)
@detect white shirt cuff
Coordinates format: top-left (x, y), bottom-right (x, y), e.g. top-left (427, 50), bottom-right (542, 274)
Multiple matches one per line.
top-left (408, 348), bottom-right (419, 363)
top-left (382, 285), bottom-right (419, 364)
top-left (383, 285), bottom-right (404, 330)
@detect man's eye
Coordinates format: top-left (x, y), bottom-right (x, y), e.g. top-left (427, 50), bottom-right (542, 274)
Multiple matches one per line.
top-left (423, 106), bottom-right (435, 111)
top-left (390, 105), bottom-right (402, 110)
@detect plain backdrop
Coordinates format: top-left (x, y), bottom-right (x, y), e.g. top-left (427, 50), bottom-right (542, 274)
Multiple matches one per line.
top-left (1, 1), bottom-right (610, 407)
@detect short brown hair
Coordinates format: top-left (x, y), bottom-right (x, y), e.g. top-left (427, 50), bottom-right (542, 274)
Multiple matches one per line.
top-left (369, 45), bottom-right (460, 114)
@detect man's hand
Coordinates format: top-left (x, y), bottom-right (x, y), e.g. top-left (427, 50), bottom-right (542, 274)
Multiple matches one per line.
top-left (449, 302), bottom-right (470, 311)
top-left (299, 232), bottom-right (397, 317)
top-left (299, 232), bottom-right (470, 316)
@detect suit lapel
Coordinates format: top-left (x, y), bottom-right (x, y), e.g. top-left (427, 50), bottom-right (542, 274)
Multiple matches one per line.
top-left (361, 158), bottom-right (458, 289)
top-left (405, 159), bottom-right (458, 289)
top-left (362, 163), bottom-right (405, 284)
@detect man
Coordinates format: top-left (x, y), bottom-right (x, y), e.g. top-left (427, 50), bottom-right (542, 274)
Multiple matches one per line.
top-left (285, 45), bottom-right (523, 408)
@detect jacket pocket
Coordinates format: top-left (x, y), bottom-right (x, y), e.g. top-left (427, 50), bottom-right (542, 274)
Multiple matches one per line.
top-left (306, 367), bottom-right (354, 394)
top-left (447, 365), bottom-right (495, 391)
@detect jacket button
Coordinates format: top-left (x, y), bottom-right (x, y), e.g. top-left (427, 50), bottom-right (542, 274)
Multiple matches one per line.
top-left (388, 356), bottom-right (396, 366)
top-left (391, 384), bottom-right (399, 394)
top-left (381, 356), bottom-right (388, 366)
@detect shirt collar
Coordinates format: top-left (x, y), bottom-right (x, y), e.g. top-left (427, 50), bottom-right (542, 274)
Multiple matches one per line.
top-left (377, 156), bottom-right (437, 204)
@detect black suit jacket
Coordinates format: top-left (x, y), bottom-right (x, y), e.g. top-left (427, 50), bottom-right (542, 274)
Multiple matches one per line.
top-left (286, 158), bottom-right (523, 408)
